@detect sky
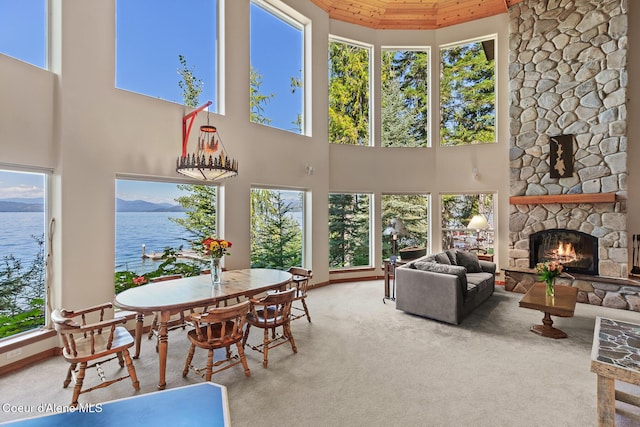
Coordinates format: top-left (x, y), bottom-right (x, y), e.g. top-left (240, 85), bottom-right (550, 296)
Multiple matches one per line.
top-left (0, 0), bottom-right (303, 201)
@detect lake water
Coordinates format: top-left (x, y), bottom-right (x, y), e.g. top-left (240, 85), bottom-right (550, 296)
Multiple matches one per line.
top-left (0, 212), bottom-right (193, 275)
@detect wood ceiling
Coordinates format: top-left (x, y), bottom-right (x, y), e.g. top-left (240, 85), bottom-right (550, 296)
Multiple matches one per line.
top-left (311, 0), bottom-right (524, 29)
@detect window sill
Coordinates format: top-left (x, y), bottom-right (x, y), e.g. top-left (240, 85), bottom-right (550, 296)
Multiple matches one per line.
top-left (0, 328), bottom-right (57, 354)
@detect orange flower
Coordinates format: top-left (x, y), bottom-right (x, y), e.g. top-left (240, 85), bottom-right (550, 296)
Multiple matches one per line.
top-left (202, 237), bottom-right (232, 258)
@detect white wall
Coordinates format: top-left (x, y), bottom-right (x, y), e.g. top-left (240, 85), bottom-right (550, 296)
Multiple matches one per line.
top-left (0, 0), bottom-right (537, 364)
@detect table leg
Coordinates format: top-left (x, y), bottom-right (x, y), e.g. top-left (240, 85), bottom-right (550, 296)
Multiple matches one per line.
top-left (597, 375), bottom-right (616, 426)
top-left (384, 263), bottom-right (390, 300)
top-left (157, 310), bottom-right (170, 390)
top-left (133, 312), bottom-right (144, 359)
top-left (530, 311), bottom-right (568, 339)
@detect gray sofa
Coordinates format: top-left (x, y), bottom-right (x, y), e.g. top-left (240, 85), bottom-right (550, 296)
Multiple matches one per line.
top-left (395, 249), bottom-right (496, 325)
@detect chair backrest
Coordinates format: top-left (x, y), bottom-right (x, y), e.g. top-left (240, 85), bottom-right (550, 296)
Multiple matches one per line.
top-left (287, 267), bottom-right (312, 297)
top-left (191, 300), bottom-right (251, 345)
top-left (249, 288), bottom-right (296, 328)
top-left (51, 303), bottom-right (125, 358)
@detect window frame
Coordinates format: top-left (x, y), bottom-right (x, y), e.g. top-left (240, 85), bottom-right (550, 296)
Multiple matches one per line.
top-left (250, 186), bottom-right (306, 269)
top-left (380, 47), bottom-right (431, 148)
top-left (0, 164), bottom-right (51, 341)
top-left (439, 35), bottom-right (497, 147)
top-left (328, 36), bottom-right (373, 146)
top-left (328, 191), bottom-right (373, 270)
top-left (250, 0), bottom-right (309, 135)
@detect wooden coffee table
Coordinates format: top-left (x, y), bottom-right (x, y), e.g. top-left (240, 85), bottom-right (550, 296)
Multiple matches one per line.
top-left (518, 283), bottom-right (578, 339)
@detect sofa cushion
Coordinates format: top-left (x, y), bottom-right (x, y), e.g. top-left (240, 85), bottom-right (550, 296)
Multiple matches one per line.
top-left (455, 251), bottom-right (482, 273)
top-left (433, 252), bottom-right (451, 265)
top-left (413, 261), bottom-right (467, 296)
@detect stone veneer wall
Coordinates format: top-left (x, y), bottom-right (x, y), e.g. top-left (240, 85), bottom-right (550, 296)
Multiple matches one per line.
top-left (508, 0), bottom-right (628, 278)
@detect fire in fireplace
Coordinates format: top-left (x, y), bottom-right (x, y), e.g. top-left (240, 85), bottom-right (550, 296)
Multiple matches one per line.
top-left (529, 229), bottom-right (598, 275)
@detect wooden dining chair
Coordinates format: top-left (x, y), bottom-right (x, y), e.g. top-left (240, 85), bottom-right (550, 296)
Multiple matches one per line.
top-left (51, 303), bottom-right (140, 407)
top-left (183, 300), bottom-right (251, 381)
top-left (145, 274), bottom-right (192, 352)
top-left (287, 267), bottom-right (313, 322)
top-left (242, 288), bottom-right (297, 368)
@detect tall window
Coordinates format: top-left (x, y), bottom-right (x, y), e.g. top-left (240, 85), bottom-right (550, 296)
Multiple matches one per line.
top-left (329, 193), bottom-right (371, 268)
top-left (381, 49), bottom-right (429, 147)
top-left (441, 193), bottom-right (494, 254)
top-left (440, 37), bottom-right (496, 146)
top-left (381, 194), bottom-right (429, 259)
top-left (328, 38), bottom-right (371, 145)
top-left (0, 0), bottom-right (47, 68)
top-left (250, 0), bottom-right (305, 134)
top-left (0, 169), bottom-right (47, 339)
top-left (116, 0), bottom-right (218, 109)
top-left (250, 188), bottom-right (304, 269)
top-left (115, 179), bottom-right (216, 293)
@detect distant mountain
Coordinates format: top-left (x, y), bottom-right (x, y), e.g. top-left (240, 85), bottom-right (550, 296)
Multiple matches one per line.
top-left (0, 200), bottom-right (44, 212)
top-left (116, 198), bottom-right (186, 212)
top-left (0, 198), bottom-right (185, 212)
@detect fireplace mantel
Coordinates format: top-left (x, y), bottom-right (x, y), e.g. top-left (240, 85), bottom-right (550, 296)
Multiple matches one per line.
top-left (509, 193), bottom-right (616, 205)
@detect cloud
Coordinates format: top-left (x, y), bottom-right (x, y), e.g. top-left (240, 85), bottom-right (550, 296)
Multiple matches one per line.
top-left (0, 185), bottom-right (44, 199)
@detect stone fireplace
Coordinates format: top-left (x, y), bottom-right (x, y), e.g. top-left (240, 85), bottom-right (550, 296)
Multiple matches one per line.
top-left (506, 1), bottom-right (638, 312)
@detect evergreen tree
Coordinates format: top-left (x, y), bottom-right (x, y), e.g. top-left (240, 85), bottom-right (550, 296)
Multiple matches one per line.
top-left (328, 41), bottom-right (370, 145)
top-left (170, 185), bottom-right (217, 249)
top-left (329, 194), bottom-right (370, 267)
top-left (381, 51), bottom-right (417, 147)
top-left (389, 50), bottom-right (429, 146)
top-left (440, 42), bottom-right (495, 145)
top-left (250, 65), bottom-right (274, 125)
top-left (250, 190), bottom-right (302, 269)
top-left (381, 195), bottom-right (428, 258)
top-left (178, 55), bottom-right (204, 108)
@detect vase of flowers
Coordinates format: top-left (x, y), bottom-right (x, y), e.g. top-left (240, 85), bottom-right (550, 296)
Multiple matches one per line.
top-left (203, 237), bottom-right (232, 285)
top-left (535, 261), bottom-right (563, 297)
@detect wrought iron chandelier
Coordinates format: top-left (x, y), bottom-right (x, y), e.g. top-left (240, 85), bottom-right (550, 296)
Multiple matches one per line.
top-left (176, 101), bottom-right (238, 181)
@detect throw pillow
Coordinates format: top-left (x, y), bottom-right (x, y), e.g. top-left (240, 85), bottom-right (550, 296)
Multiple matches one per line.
top-left (433, 252), bottom-right (451, 265)
top-left (445, 249), bottom-right (458, 265)
top-left (455, 251), bottom-right (482, 273)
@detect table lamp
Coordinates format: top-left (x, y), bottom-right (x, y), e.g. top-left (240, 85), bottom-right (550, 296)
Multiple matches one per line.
top-left (383, 218), bottom-right (407, 261)
top-left (467, 214), bottom-right (489, 252)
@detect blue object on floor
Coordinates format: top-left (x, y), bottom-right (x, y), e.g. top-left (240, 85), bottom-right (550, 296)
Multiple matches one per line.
top-left (0, 382), bottom-right (229, 427)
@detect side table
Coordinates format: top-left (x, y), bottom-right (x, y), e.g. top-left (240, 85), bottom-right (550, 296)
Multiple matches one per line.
top-left (590, 317), bottom-right (640, 426)
top-left (383, 257), bottom-right (411, 303)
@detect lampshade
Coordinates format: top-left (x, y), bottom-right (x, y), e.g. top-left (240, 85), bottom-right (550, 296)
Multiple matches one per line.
top-left (467, 214), bottom-right (489, 231)
top-left (383, 218), bottom-right (408, 236)
top-left (176, 101), bottom-right (238, 182)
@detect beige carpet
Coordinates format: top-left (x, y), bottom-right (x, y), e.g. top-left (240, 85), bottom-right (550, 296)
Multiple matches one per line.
top-left (1, 282), bottom-right (639, 426)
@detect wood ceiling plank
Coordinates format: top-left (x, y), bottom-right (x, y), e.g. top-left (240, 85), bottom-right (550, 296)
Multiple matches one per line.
top-left (311, 0), bottom-right (522, 29)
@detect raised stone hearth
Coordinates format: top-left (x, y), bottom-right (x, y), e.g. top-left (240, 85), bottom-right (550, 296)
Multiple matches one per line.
top-left (504, 268), bottom-right (640, 312)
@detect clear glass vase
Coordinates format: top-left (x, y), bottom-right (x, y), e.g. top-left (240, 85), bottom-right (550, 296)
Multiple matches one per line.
top-left (210, 257), bottom-right (222, 285)
top-left (545, 278), bottom-right (555, 297)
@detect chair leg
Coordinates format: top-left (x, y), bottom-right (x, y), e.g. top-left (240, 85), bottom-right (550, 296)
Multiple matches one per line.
top-left (262, 328), bottom-right (270, 368)
top-left (117, 351), bottom-right (125, 367)
top-left (237, 342), bottom-right (251, 377)
top-left (183, 344), bottom-right (196, 378)
top-left (301, 298), bottom-right (311, 323)
top-left (148, 313), bottom-right (158, 339)
top-left (71, 362), bottom-right (87, 408)
top-left (285, 323), bottom-right (297, 353)
top-left (206, 349), bottom-right (214, 382)
top-left (123, 349), bottom-right (140, 390)
top-left (63, 363), bottom-right (76, 388)
top-left (242, 324), bottom-right (251, 348)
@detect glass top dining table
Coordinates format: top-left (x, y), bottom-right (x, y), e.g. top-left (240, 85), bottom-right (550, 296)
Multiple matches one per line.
top-left (114, 268), bottom-right (292, 389)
